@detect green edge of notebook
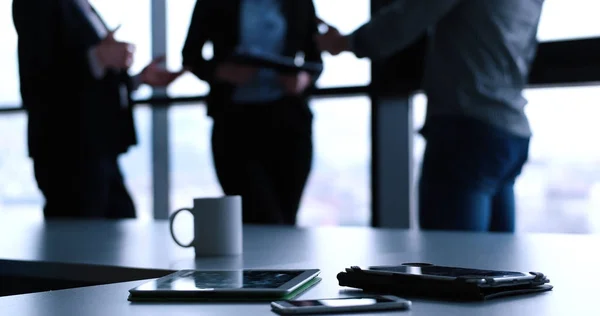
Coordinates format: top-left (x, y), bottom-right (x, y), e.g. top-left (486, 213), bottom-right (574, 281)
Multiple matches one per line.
top-left (127, 277), bottom-right (322, 303)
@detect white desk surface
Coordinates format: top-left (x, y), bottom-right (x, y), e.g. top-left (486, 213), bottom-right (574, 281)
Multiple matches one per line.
top-left (0, 214), bottom-right (597, 315)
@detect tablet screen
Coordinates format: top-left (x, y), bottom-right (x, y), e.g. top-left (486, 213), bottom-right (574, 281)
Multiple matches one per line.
top-left (134, 270), bottom-right (305, 291)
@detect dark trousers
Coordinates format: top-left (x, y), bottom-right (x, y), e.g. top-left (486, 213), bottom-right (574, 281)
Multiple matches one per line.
top-left (211, 97), bottom-right (313, 225)
top-left (33, 155), bottom-right (136, 219)
top-left (418, 117), bottom-right (530, 232)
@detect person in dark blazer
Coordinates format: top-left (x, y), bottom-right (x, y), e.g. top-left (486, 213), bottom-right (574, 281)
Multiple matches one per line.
top-left (182, 0), bottom-right (323, 225)
top-left (12, 0), bottom-right (182, 219)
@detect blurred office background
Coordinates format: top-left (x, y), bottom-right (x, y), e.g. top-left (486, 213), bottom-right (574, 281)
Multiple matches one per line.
top-left (1, 0), bottom-right (600, 233)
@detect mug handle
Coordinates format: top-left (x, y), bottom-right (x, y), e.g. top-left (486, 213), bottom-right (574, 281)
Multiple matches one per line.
top-left (169, 208), bottom-right (194, 248)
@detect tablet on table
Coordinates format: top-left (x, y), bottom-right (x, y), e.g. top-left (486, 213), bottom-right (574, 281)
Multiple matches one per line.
top-left (128, 269), bottom-right (321, 302)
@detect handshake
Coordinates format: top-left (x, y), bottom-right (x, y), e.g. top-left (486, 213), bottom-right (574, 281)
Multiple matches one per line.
top-left (314, 18), bottom-right (351, 56)
top-left (93, 26), bottom-right (183, 87)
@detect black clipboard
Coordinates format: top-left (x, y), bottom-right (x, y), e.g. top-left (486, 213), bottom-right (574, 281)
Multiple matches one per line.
top-left (229, 48), bottom-right (323, 75)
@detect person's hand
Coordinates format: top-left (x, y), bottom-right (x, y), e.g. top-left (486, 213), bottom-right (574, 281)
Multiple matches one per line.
top-left (94, 26), bottom-right (135, 69)
top-left (140, 56), bottom-right (184, 87)
top-left (214, 62), bottom-right (257, 85)
top-left (279, 71), bottom-right (312, 95)
top-left (314, 18), bottom-right (350, 56)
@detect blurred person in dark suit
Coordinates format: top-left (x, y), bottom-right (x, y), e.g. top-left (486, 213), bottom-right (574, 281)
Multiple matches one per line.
top-left (12, 0), bottom-right (182, 219)
top-left (316, 0), bottom-right (544, 232)
top-left (182, 0), bottom-right (323, 225)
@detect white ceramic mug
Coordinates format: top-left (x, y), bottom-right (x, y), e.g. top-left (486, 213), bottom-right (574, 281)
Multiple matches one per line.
top-left (169, 196), bottom-right (243, 257)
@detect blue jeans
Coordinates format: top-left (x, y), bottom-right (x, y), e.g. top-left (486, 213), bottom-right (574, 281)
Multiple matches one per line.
top-left (418, 117), bottom-right (530, 232)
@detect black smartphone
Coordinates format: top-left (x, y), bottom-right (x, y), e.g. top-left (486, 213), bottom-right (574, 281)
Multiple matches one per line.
top-left (271, 295), bottom-right (411, 315)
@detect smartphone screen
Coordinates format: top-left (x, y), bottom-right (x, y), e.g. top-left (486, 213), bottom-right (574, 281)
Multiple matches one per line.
top-left (286, 296), bottom-right (395, 307)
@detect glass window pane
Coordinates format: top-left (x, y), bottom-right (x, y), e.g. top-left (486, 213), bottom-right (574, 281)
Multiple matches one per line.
top-left (538, 0), bottom-right (600, 41)
top-left (0, 0), bottom-right (20, 106)
top-left (313, 0), bottom-right (371, 88)
top-left (119, 107), bottom-right (153, 220)
top-left (411, 94), bottom-right (427, 229)
top-left (0, 113), bottom-right (40, 216)
top-left (0, 109), bottom-right (152, 219)
top-left (168, 97), bottom-right (371, 226)
top-left (166, 0), bottom-right (210, 97)
top-left (168, 104), bottom-right (222, 212)
top-left (412, 87), bottom-right (600, 234)
top-left (300, 96), bottom-right (371, 226)
top-left (518, 86), bottom-right (600, 233)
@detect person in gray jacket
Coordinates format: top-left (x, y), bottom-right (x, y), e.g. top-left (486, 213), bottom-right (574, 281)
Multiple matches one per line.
top-left (316, 0), bottom-right (545, 232)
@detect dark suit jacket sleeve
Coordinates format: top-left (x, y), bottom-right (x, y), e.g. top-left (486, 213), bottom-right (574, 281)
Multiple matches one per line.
top-left (12, 0), bottom-right (61, 107)
top-left (348, 0), bottom-right (463, 60)
top-left (304, 0), bottom-right (324, 87)
top-left (182, 0), bottom-right (219, 83)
